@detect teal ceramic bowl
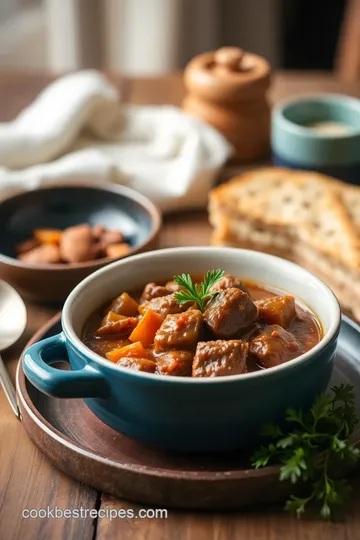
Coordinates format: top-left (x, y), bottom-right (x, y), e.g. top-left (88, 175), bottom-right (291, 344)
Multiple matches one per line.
top-left (272, 94), bottom-right (360, 184)
top-left (22, 247), bottom-right (341, 452)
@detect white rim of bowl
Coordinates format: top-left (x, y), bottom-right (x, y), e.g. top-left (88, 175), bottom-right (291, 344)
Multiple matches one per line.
top-left (62, 247), bottom-right (341, 384)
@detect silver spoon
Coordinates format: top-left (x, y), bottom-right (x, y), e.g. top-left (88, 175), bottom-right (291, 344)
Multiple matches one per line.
top-left (0, 280), bottom-right (27, 418)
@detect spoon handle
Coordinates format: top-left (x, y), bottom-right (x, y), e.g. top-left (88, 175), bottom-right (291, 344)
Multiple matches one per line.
top-left (0, 353), bottom-right (20, 418)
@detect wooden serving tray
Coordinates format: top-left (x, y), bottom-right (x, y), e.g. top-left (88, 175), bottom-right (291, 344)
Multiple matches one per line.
top-left (16, 314), bottom-right (360, 509)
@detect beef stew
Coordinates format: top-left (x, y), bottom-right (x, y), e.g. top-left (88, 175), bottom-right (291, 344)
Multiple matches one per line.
top-left (82, 271), bottom-right (322, 377)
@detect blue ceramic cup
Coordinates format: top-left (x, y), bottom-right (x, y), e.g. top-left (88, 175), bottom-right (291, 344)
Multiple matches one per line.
top-left (272, 94), bottom-right (360, 184)
top-left (22, 247), bottom-right (341, 452)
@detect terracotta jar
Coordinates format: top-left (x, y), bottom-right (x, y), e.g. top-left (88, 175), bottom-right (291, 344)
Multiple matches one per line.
top-left (183, 47), bottom-right (271, 161)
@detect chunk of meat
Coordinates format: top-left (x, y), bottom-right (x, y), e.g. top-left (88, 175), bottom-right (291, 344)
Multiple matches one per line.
top-left (117, 357), bottom-right (156, 373)
top-left (156, 350), bottom-right (194, 376)
top-left (154, 310), bottom-right (203, 352)
top-left (139, 293), bottom-right (191, 317)
top-left (249, 325), bottom-right (303, 369)
top-left (60, 224), bottom-right (96, 263)
top-left (140, 282), bottom-right (169, 303)
top-left (204, 288), bottom-right (258, 338)
top-left (19, 244), bottom-right (61, 264)
top-left (256, 295), bottom-right (296, 328)
top-left (96, 316), bottom-right (138, 337)
top-left (210, 274), bottom-right (249, 295)
top-left (165, 280), bottom-right (184, 293)
top-left (192, 340), bottom-right (248, 377)
top-left (109, 292), bottom-right (139, 316)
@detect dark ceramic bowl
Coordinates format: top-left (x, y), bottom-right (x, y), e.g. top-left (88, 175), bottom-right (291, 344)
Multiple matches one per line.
top-left (0, 185), bottom-right (161, 303)
top-left (23, 247), bottom-right (341, 452)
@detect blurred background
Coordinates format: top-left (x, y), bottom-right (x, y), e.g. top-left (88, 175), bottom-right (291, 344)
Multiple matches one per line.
top-left (0, 0), bottom-right (356, 79)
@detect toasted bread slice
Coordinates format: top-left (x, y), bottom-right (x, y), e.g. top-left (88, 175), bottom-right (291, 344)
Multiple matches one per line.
top-left (211, 219), bottom-right (360, 319)
top-left (209, 168), bottom-right (360, 270)
top-left (209, 167), bottom-right (360, 318)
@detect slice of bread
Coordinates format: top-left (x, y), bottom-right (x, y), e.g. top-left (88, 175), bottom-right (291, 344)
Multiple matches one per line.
top-left (209, 168), bottom-right (360, 318)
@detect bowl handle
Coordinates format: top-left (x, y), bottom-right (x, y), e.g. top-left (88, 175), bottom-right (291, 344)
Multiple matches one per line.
top-left (22, 333), bottom-right (110, 398)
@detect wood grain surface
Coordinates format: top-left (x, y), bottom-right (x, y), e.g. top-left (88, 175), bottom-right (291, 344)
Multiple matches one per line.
top-left (1, 72), bottom-right (360, 540)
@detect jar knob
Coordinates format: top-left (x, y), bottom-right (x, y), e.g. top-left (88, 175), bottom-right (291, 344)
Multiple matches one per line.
top-left (214, 47), bottom-right (245, 71)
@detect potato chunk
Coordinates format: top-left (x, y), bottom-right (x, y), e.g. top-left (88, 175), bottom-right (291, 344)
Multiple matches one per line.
top-left (109, 293), bottom-right (139, 316)
top-left (256, 295), bottom-right (296, 328)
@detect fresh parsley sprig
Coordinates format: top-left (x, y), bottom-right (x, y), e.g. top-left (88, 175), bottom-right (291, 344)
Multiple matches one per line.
top-left (173, 269), bottom-right (225, 312)
top-left (252, 384), bottom-right (360, 521)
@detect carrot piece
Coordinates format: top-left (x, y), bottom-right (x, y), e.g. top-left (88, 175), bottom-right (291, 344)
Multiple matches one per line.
top-left (106, 243), bottom-right (131, 259)
top-left (34, 229), bottom-right (62, 245)
top-left (129, 309), bottom-right (164, 348)
top-left (101, 311), bottom-right (126, 326)
top-left (106, 341), bottom-right (150, 363)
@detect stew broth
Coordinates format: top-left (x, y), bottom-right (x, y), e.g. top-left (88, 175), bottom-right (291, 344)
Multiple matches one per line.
top-left (82, 275), bottom-right (322, 377)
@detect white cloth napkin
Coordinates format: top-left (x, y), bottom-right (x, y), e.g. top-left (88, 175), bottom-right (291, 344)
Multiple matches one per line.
top-left (0, 70), bottom-right (232, 212)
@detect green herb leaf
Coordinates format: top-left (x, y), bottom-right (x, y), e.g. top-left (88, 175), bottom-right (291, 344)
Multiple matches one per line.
top-left (320, 501), bottom-right (331, 520)
top-left (251, 443), bottom-right (277, 469)
top-left (279, 447), bottom-right (307, 484)
top-left (173, 269), bottom-right (225, 312)
top-left (285, 495), bottom-right (310, 518)
top-left (251, 385), bottom-right (360, 521)
top-left (276, 434), bottom-right (299, 449)
top-left (311, 393), bottom-right (332, 424)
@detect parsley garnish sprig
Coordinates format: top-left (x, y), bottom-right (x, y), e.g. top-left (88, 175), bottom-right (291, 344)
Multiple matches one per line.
top-left (173, 269), bottom-right (225, 312)
top-left (252, 384), bottom-right (360, 520)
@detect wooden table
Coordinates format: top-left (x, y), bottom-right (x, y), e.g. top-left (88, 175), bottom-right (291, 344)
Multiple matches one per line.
top-left (2, 72), bottom-right (360, 540)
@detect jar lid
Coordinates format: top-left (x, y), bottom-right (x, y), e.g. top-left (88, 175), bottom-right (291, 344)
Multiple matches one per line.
top-left (184, 47), bottom-right (271, 103)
